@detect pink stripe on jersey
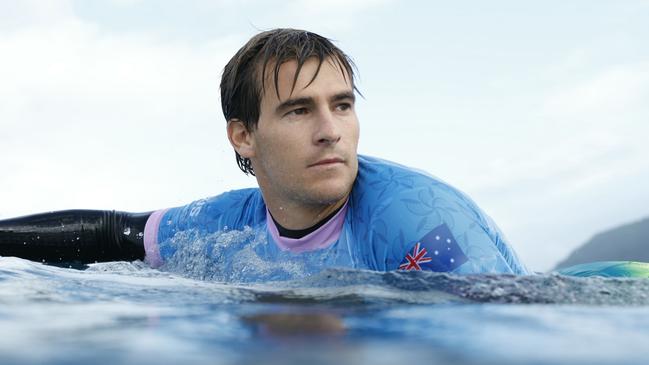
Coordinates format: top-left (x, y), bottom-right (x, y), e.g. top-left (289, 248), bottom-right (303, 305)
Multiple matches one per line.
top-left (143, 208), bottom-right (169, 268)
top-left (266, 200), bottom-right (349, 253)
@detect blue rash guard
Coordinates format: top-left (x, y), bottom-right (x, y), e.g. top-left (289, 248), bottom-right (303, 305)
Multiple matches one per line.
top-left (143, 155), bottom-right (529, 282)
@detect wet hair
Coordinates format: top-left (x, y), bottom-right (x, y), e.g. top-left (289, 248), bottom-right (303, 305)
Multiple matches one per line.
top-left (220, 28), bottom-right (358, 175)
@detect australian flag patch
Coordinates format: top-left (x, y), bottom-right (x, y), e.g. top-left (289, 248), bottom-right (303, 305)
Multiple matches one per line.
top-left (398, 223), bottom-right (468, 272)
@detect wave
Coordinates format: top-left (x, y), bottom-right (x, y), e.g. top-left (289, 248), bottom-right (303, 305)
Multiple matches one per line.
top-left (2, 257), bottom-right (649, 306)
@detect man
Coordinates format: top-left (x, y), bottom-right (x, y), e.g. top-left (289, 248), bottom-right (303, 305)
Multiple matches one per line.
top-left (0, 29), bottom-right (529, 280)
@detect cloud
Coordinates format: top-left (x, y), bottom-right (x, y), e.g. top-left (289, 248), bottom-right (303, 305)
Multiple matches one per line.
top-left (287, 0), bottom-right (392, 15)
top-left (543, 64), bottom-right (649, 120)
top-left (0, 1), bottom-right (252, 217)
top-left (0, 21), bottom-right (232, 122)
top-left (0, 0), bottom-right (396, 219)
top-left (250, 0), bottom-right (394, 33)
top-left (1, 0), bottom-right (647, 272)
top-left (0, 0), bottom-right (76, 31)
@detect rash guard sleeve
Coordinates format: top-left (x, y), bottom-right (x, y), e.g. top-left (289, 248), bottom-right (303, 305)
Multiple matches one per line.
top-left (0, 210), bottom-right (149, 266)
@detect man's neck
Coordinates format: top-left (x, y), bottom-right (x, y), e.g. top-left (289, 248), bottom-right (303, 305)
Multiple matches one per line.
top-left (263, 195), bottom-right (349, 231)
top-left (270, 202), bottom-right (345, 239)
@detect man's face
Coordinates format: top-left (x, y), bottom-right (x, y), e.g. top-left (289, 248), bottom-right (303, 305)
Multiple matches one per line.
top-left (249, 57), bottom-right (360, 208)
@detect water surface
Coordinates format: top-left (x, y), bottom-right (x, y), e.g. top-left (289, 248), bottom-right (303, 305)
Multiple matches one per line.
top-left (1, 257), bottom-right (649, 365)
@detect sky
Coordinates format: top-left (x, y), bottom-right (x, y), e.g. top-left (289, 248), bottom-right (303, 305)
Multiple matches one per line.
top-left (1, 0), bottom-right (648, 271)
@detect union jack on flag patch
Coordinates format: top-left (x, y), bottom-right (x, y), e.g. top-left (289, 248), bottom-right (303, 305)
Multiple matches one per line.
top-left (399, 242), bottom-right (432, 270)
top-left (398, 223), bottom-right (468, 272)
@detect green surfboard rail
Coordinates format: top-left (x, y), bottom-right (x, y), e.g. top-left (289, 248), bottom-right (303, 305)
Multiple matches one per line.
top-left (556, 261), bottom-right (649, 278)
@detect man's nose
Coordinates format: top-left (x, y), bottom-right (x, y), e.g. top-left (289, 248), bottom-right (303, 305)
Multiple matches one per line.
top-left (313, 109), bottom-right (341, 145)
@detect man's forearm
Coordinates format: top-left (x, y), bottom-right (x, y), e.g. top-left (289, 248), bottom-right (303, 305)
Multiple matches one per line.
top-left (0, 210), bottom-right (149, 265)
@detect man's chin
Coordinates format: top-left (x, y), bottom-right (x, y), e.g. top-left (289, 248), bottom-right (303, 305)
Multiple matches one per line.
top-left (307, 184), bottom-right (352, 206)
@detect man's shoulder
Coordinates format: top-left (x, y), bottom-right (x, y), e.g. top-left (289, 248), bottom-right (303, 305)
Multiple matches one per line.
top-left (203, 187), bottom-right (262, 206)
top-left (350, 156), bottom-right (527, 275)
top-left (164, 187), bottom-right (264, 228)
top-left (357, 155), bottom-right (449, 185)
top-left (354, 155), bottom-right (469, 205)
top-left (192, 187), bottom-right (263, 218)
top-left (352, 155), bottom-right (488, 231)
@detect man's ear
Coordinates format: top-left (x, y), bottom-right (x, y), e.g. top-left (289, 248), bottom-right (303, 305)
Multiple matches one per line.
top-left (227, 119), bottom-right (255, 158)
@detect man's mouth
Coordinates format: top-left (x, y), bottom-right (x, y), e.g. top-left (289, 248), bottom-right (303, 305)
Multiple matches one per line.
top-left (308, 157), bottom-right (345, 167)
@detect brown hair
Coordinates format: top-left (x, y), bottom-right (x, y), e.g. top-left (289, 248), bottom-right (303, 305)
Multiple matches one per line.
top-left (220, 28), bottom-right (358, 175)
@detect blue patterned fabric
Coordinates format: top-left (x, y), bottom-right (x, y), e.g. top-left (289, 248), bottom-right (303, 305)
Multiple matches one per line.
top-left (155, 155), bottom-right (529, 281)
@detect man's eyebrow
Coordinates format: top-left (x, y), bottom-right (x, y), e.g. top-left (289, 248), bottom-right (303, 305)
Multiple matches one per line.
top-left (275, 91), bottom-right (356, 114)
top-left (275, 97), bottom-right (314, 114)
top-left (331, 91), bottom-right (355, 103)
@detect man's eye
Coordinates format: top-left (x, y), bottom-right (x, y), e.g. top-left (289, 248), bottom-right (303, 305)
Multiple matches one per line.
top-left (288, 107), bottom-right (308, 116)
top-left (336, 103), bottom-right (352, 111)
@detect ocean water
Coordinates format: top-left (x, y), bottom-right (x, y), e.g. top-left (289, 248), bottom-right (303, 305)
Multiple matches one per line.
top-left (2, 256), bottom-right (649, 365)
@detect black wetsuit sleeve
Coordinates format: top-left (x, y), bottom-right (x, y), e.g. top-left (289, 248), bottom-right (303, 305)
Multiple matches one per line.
top-left (0, 210), bottom-right (150, 265)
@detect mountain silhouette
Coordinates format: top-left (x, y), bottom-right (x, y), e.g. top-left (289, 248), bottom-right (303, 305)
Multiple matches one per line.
top-left (555, 216), bottom-right (649, 269)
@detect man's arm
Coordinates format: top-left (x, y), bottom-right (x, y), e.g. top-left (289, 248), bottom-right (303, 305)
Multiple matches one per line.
top-left (0, 210), bottom-right (149, 265)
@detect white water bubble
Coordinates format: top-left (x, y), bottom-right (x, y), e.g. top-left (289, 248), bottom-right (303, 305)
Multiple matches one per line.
top-left (159, 226), bottom-right (310, 283)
